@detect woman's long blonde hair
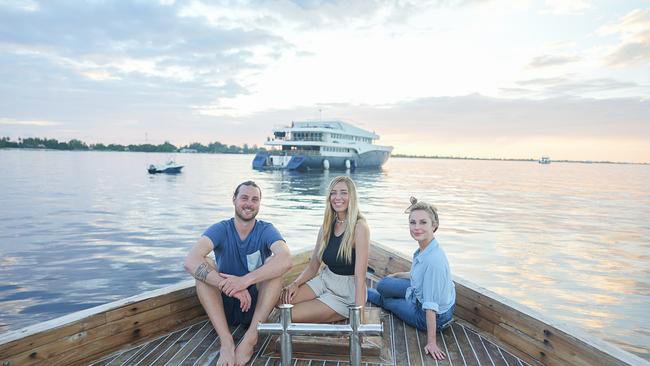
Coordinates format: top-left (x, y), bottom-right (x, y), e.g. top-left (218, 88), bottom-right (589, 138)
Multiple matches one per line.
top-left (318, 176), bottom-right (364, 264)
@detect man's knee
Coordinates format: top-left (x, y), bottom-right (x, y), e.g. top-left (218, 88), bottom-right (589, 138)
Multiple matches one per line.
top-left (257, 276), bottom-right (282, 301)
top-left (194, 258), bottom-right (219, 290)
top-left (258, 275), bottom-right (282, 290)
top-left (195, 278), bottom-right (219, 293)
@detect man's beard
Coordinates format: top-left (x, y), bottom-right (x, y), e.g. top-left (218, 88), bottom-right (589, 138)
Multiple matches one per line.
top-left (235, 207), bottom-right (258, 222)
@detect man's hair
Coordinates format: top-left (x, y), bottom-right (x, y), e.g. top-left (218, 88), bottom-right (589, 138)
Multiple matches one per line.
top-left (233, 180), bottom-right (262, 199)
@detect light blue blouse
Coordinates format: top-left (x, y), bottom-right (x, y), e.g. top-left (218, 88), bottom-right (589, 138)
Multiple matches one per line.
top-left (405, 238), bottom-right (456, 314)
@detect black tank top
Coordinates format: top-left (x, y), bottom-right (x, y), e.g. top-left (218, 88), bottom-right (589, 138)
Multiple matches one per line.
top-left (322, 224), bottom-right (356, 275)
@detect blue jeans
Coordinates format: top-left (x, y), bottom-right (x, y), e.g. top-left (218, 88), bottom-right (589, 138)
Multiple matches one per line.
top-left (368, 277), bottom-right (454, 332)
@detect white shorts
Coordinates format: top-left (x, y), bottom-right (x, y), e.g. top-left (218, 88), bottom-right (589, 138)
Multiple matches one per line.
top-left (306, 266), bottom-right (356, 318)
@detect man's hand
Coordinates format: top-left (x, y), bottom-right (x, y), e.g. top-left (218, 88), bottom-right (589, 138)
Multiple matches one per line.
top-left (219, 273), bottom-right (252, 296)
top-left (231, 289), bottom-right (252, 312)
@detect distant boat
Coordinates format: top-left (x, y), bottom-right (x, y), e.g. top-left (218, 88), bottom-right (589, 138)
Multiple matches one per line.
top-left (147, 160), bottom-right (183, 174)
top-left (178, 148), bottom-right (197, 153)
top-left (253, 120), bottom-right (393, 171)
top-left (539, 156), bottom-right (551, 164)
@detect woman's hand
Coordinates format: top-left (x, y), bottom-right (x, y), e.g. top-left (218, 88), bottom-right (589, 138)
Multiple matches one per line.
top-left (281, 282), bottom-right (299, 304)
top-left (424, 341), bottom-right (445, 360)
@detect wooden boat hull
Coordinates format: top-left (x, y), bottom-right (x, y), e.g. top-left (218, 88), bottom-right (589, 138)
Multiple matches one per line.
top-left (0, 242), bottom-right (646, 366)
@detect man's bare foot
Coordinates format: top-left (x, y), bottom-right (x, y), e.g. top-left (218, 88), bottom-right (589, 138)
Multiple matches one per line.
top-left (217, 345), bottom-right (236, 366)
top-left (235, 334), bottom-right (257, 366)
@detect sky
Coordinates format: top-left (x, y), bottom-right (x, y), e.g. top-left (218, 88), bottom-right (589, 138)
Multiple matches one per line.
top-left (0, 0), bottom-right (649, 162)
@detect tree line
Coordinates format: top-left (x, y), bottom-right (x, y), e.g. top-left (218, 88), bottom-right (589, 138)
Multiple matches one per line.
top-left (0, 137), bottom-right (266, 154)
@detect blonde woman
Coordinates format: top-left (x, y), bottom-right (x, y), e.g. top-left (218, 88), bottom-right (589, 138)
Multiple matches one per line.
top-left (368, 197), bottom-right (455, 361)
top-left (281, 176), bottom-right (370, 322)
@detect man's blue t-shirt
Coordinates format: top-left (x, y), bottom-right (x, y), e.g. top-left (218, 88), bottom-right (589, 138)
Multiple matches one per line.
top-left (202, 218), bottom-right (284, 277)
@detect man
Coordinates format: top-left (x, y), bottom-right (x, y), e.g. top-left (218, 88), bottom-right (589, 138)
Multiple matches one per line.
top-left (184, 181), bottom-right (291, 366)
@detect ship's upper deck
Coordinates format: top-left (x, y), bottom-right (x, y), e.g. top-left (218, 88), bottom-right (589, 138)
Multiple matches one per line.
top-left (270, 120), bottom-right (382, 145)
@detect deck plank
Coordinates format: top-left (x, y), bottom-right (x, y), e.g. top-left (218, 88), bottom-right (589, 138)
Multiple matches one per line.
top-left (404, 322), bottom-right (423, 366)
top-left (193, 325), bottom-right (246, 366)
top-left (416, 328), bottom-right (449, 366)
top-left (441, 323), bottom-right (465, 366)
top-left (474, 333), bottom-right (507, 366)
top-left (161, 320), bottom-right (214, 365)
top-left (192, 337), bottom-right (221, 366)
top-left (451, 322), bottom-right (480, 366)
top-left (391, 315), bottom-right (408, 366)
top-left (121, 335), bottom-right (168, 365)
top-left (498, 348), bottom-right (523, 366)
top-left (461, 324), bottom-right (495, 366)
top-left (91, 354), bottom-right (119, 366)
top-left (132, 326), bottom-right (187, 365)
top-left (250, 335), bottom-right (273, 366)
top-left (105, 347), bottom-right (145, 366)
top-left (179, 327), bottom-right (217, 365)
top-left (143, 321), bottom-right (206, 365)
top-left (379, 312), bottom-right (395, 365)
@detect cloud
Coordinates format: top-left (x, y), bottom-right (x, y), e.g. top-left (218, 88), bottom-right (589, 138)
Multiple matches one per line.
top-left (0, 0), bottom-right (291, 110)
top-left (600, 8), bottom-right (650, 67)
top-left (0, 118), bottom-right (60, 126)
top-left (527, 54), bottom-right (580, 68)
top-left (542, 0), bottom-right (591, 15)
top-left (205, 93), bottom-right (650, 144)
top-left (500, 76), bottom-right (646, 98)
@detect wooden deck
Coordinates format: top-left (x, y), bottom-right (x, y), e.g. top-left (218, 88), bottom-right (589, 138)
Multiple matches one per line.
top-left (90, 276), bottom-right (536, 366)
top-left (90, 309), bottom-right (534, 366)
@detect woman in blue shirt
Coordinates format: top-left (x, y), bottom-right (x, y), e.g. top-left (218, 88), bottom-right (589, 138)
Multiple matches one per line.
top-left (368, 197), bottom-right (455, 361)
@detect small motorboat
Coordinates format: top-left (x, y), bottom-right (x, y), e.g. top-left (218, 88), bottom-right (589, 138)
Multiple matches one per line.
top-left (147, 160), bottom-right (183, 174)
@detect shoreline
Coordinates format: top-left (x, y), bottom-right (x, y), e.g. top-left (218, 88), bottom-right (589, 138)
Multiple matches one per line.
top-left (1, 147), bottom-right (648, 166)
top-left (392, 154), bottom-right (649, 166)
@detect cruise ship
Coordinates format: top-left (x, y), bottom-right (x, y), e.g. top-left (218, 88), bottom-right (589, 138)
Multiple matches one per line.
top-left (252, 120), bottom-right (393, 171)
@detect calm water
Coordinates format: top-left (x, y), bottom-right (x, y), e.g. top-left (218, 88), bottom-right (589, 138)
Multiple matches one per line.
top-left (0, 150), bottom-right (648, 360)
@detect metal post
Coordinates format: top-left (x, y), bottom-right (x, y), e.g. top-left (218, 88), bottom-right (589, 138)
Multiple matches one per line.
top-left (279, 304), bottom-right (293, 366)
top-left (257, 304), bottom-right (383, 366)
top-left (349, 306), bottom-right (362, 366)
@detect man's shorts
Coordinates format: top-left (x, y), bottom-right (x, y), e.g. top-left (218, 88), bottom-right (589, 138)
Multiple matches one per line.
top-left (306, 266), bottom-right (356, 318)
top-left (222, 286), bottom-right (258, 326)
